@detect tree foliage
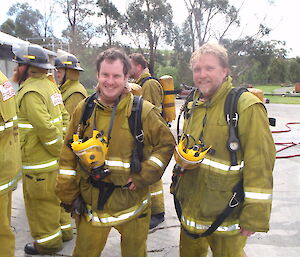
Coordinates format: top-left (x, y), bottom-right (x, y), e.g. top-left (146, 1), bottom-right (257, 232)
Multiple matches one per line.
top-left (124, 0), bottom-right (174, 74)
top-left (96, 0), bottom-right (122, 47)
top-left (58, 0), bottom-right (96, 54)
top-left (3, 3), bottom-right (46, 39)
top-left (183, 0), bottom-right (240, 51)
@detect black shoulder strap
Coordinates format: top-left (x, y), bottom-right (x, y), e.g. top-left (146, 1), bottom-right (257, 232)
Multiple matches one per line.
top-left (139, 76), bottom-right (159, 87)
top-left (128, 95), bottom-right (144, 173)
top-left (224, 87), bottom-right (248, 166)
top-left (80, 92), bottom-right (97, 126)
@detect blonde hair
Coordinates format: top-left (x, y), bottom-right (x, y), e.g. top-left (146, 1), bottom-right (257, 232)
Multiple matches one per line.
top-left (190, 43), bottom-right (229, 69)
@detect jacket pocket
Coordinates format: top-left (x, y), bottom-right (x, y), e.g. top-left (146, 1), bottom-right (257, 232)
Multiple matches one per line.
top-left (23, 172), bottom-right (55, 200)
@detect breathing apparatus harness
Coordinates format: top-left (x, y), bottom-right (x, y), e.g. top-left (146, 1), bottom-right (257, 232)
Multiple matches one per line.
top-left (173, 87), bottom-right (251, 238)
top-left (70, 93), bottom-right (144, 210)
top-left (173, 89), bottom-right (213, 176)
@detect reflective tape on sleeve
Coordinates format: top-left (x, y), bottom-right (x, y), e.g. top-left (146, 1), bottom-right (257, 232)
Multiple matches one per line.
top-left (149, 156), bottom-right (164, 168)
top-left (59, 169), bottom-right (76, 176)
top-left (45, 136), bottom-right (61, 145)
top-left (61, 224), bottom-right (72, 230)
top-left (150, 190), bottom-right (163, 197)
top-left (245, 191), bottom-right (272, 200)
top-left (18, 123), bottom-right (34, 129)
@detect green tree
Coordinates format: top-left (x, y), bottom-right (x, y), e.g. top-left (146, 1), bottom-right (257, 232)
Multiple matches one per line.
top-left (288, 58), bottom-right (300, 83)
top-left (183, 0), bottom-right (240, 51)
top-left (96, 0), bottom-right (122, 47)
top-left (124, 0), bottom-right (175, 74)
top-left (3, 3), bottom-right (45, 39)
top-left (267, 57), bottom-right (287, 83)
top-left (58, 0), bottom-right (96, 54)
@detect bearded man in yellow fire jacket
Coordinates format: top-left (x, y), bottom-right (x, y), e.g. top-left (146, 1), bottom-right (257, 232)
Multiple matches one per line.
top-left (13, 44), bottom-right (71, 255)
top-left (172, 43), bottom-right (275, 257)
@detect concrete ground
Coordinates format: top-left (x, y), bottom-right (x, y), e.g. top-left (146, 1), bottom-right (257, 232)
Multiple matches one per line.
top-left (11, 100), bottom-right (300, 257)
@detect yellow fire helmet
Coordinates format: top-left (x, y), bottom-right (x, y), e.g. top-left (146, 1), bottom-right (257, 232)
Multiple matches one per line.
top-left (71, 130), bottom-right (108, 169)
top-left (174, 135), bottom-right (212, 170)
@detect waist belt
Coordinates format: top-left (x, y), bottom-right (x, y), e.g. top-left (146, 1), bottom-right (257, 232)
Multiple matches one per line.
top-left (89, 179), bottom-right (131, 210)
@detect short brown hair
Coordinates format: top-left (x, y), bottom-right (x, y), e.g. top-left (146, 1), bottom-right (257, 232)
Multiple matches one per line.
top-left (190, 43), bottom-right (229, 69)
top-left (96, 48), bottom-right (131, 75)
top-left (129, 53), bottom-right (148, 69)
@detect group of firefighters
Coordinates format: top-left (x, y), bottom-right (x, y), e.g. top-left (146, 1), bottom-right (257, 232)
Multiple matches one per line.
top-left (0, 42), bottom-right (275, 257)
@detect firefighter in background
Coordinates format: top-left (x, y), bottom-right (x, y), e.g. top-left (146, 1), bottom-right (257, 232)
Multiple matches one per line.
top-left (12, 44), bottom-right (71, 255)
top-left (129, 53), bottom-right (166, 229)
top-left (54, 50), bottom-right (88, 115)
top-left (172, 43), bottom-right (275, 257)
top-left (55, 48), bottom-right (175, 257)
top-left (0, 70), bottom-right (22, 257)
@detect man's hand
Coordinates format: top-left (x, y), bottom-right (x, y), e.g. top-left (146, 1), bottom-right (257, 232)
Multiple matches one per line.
top-left (240, 228), bottom-right (255, 237)
top-left (127, 177), bottom-right (137, 191)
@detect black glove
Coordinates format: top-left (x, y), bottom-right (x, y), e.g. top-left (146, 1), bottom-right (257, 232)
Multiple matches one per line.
top-left (60, 195), bottom-right (87, 215)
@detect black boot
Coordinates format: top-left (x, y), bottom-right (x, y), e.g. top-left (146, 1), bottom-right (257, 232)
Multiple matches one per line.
top-left (24, 242), bottom-right (39, 255)
top-left (149, 212), bottom-right (165, 229)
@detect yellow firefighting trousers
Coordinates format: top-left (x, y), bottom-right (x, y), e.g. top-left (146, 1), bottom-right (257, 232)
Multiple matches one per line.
top-left (73, 208), bottom-right (150, 257)
top-left (180, 227), bottom-right (247, 257)
top-left (0, 191), bottom-right (15, 257)
top-left (149, 179), bottom-right (165, 215)
top-left (23, 170), bottom-right (73, 253)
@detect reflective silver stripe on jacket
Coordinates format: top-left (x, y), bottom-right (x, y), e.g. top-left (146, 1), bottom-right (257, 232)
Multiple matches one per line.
top-left (36, 230), bottom-right (61, 244)
top-left (149, 156), bottom-right (164, 168)
top-left (0, 173), bottom-right (21, 192)
top-left (151, 190), bottom-right (163, 197)
top-left (59, 169), bottom-right (76, 176)
top-left (51, 115), bottom-right (62, 124)
top-left (88, 196), bottom-right (150, 225)
top-left (61, 224), bottom-right (72, 230)
top-left (18, 123), bottom-right (34, 129)
top-left (0, 116), bottom-right (17, 131)
top-left (105, 160), bottom-right (131, 169)
top-left (181, 215), bottom-right (240, 232)
top-left (245, 192), bottom-right (272, 200)
top-left (23, 160), bottom-right (58, 170)
top-left (45, 136), bottom-right (61, 145)
top-left (201, 158), bottom-right (244, 171)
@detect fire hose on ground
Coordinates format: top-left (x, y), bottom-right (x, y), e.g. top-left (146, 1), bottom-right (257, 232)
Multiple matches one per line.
top-left (271, 122), bottom-right (300, 159)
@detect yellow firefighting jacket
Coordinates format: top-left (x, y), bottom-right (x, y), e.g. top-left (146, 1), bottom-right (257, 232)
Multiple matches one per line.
top-left (0, 71), bottom-right (22, 195)
top-left (59, 79), bottom-right (88, 115)
top-left (135, 70), bottom-right (163, 112)
top-left (174, 77), bottom-right (275, 236)
top-left (56, 92), bottom-right (175, 227)
top-left (16, 71), bottom-right (69, 174)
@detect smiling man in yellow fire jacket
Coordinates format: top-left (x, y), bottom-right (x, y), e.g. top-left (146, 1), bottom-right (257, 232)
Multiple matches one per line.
top-left (172, 43), bottom-right (275, 257)
top-left (13, 44), bottom-right (71, 255)
top-left (0, 70), bottom-right (22, 257)
top-left (56, 48), bottom-right (175, 257)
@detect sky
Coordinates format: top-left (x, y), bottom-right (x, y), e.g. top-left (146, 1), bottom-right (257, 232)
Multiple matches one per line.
top-left (0, 0), bottom-right (298, 57)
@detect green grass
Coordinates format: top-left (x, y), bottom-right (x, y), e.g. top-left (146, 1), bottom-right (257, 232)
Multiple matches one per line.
top-left (253, 84), bottom-right (300, 104)
top-left (266, 95), bottom-right (300, 104)
top-left (254, 85), bottom-right (282, 93)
